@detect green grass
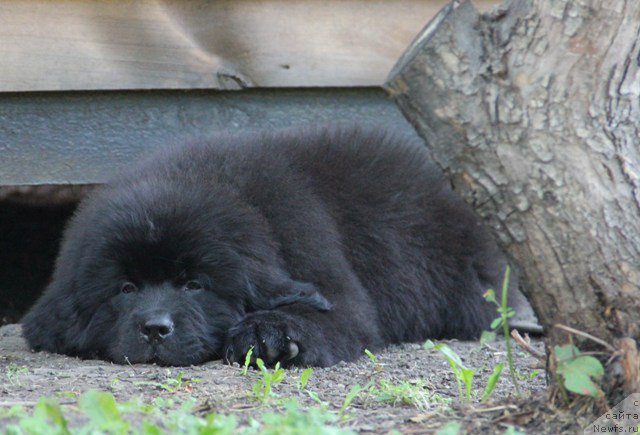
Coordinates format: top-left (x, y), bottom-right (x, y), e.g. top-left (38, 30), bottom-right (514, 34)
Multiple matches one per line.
top-left (5, 364), bottom-right (29, 386)
top-left (132, 371), bottom-right (201, 394)
top-left (0, 391), bottom-right (355, 435)
top-left (366, 379), bottom-right (448, 410)
top-left (242, 346), bottom-right (254, 376)
top-left (251, 359), bottom-right (287, 404)
top-left (361, 349), bottom-right (452, 410)
top-left (337, 385), bottom-right (362, 420)
top-left (297, 368), bottom-right (313, 391)
top-left (424, 340), bottom-right (503, 403)
top-left (0, 362), bottom-right (366, 434)
top-left (363, 349), bottom-right (383, 373)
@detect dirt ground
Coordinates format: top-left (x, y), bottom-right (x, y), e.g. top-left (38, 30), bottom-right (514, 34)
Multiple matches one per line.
top-left (0, 323), bottom-right (590, 433)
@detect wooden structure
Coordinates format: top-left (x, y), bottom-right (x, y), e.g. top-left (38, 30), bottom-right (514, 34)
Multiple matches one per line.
top-left (0, 0), bottom-right (496, 186)
top-left (1, 0), bottom-right (495, 92)
top-left (0, 89), bottom-right (414, 185)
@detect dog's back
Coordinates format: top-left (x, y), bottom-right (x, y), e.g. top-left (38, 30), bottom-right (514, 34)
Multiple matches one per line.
top-left (155, 127), bottom-right (503, 341)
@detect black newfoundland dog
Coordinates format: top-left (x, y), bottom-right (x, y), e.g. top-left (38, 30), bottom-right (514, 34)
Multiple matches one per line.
top-left (23, 127), bottom-right (517, 367)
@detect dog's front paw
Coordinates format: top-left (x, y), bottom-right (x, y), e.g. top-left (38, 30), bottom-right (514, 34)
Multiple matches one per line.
top-left (225, 311), bottom-right (302, 366)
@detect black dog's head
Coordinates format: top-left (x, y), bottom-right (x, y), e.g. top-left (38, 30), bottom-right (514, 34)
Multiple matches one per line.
top-left (22, 177), bottom-right (329, 366)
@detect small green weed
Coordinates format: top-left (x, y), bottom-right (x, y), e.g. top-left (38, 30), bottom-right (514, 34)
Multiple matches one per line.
top-left (252, 358), bottom-right (286, 404)
top-left (133, 370), bottom-right (201, 394)
top-left (54, 391), bottom-right (79, 400)
top-left (256, 400), bottom-right (355, 435)
top-left (298, 367), bottom-right (313, 391)
top-left (0, 390), bottom-right (354, 434)
top-left (295, 367), bottom-right (329, 408)
top-left (338, 385), bottom-right (362, 420)
top-left (5, 364), bottom-right (29, 386)
top-left (307, 391), bottom-right (329, 408)
top-left (480, 363), bottom-right (504, 402)
top-left (430, 341), bottom-right (474, 401)
top-left (436, 421), bottom-right (462, 435)
top-left (364, 349), bottom-right (383, 372)
top-left (482, 266), bottom-right (521, 396)
top-left (79, 390), bottom-right (130, 433)
top-left (366, 379), bottom-right (436, 410)
top-left (553, 343), bottom-right (604, 399)
top-left (424, 340), bottom-right (502, 403)
top-left (362, 349), bottom-right (450, 410)
top-left (242, 346), bottom-right (254, 376)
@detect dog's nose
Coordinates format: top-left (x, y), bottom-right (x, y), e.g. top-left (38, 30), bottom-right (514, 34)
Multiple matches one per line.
top-left (141, 315), bottom-right (174, 343)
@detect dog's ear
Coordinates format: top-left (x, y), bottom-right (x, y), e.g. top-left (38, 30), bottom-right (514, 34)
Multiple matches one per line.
top-left (248, 266), bottom-right (332, 312)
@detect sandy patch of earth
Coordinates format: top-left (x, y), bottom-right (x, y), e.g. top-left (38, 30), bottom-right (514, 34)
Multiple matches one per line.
top-left (0, 324), bottom-right (588, 433)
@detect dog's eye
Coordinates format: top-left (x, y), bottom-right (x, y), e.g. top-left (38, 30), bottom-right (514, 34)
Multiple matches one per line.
top-left (184, 280), bottom-right (203, 291)
top-left (121, 282), bottom-right (137, 294)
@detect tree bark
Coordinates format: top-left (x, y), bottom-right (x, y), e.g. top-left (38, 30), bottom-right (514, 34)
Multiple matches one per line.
top-left (386, 0), bottom-right (640, 397)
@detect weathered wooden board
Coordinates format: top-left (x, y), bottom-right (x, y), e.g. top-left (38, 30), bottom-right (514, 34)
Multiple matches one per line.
top-left (0, 88), bottom-right (418, 185)
top-left (0, 0), bottom-right (497, 91)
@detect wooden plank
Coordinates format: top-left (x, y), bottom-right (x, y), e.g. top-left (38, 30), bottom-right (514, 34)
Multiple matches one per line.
top-left (0, 0), bottom-right (498, 91)
top-left (0, 88), bottom-right (418, 185)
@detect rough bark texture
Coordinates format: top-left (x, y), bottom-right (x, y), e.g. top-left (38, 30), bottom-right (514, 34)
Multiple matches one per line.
top-left (386, 0), bottom-right (640, 395)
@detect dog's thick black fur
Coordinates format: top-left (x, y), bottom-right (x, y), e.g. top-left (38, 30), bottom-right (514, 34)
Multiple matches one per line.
top-left (22, 127), bottom-right (508, 367)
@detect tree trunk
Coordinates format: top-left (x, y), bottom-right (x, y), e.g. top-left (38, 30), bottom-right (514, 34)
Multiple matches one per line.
top-left (386, 0), bottom-right (640, 398)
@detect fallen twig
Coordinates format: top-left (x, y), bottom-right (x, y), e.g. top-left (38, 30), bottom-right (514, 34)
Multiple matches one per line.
top-left (553, 324), bottom-right (616, 352)
top-left (467, 404), bottom-right (518, 414)
top-left (510, 329), bottom-right (544, 360)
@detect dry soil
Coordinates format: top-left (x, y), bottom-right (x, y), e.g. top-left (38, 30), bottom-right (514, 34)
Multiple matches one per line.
top-left (0, 324), bottom-right (589, 433)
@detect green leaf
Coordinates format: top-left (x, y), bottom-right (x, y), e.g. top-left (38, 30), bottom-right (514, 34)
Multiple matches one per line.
top-left (142, 421), bottom-right (163, 435)
top-left (202, 413), bottom-right (238, 434)
top-left (490, 317), bottom-right (503, 329)
top-left (307, 390), bottom-right (324, 405)
top-left (299, 367), bottom-right (313, 390)
top-left (557, 355), bottom-right (604, 397)
top-left (79, 390), bottom-right (121, 425)
top-left (567, 356), bottom-right (604, 379)
top-left (242, 346), bottom-right (254, 375)
top-left (33, 398), bottom-right (69, 434)
top-left (436, 421), bottom-right (461, 435)
top-left (252, 379), bottom-right (263, 397)
top-left (340, 385), bottom-right (362, 418)
top-left (0, 405), bottom-right (26, 420)
top-left (364, 349), bottom-right (377, 363)
top-left (554, 344), bottom-right (580, 363)
top-left (481, 363), bottom-right (504, 402)
top-left (460, 367), bottom-right (475, 400)
top-left (480, 330), bottom-right (497, 345)
top-left (423, 340), bottom-right (435, 350)
top-left (435, 344), bottom-right (464, 368)
top-left (561, 370), bottom-right (601, 396)
top-left (272, 368), bottom-right (286, 384)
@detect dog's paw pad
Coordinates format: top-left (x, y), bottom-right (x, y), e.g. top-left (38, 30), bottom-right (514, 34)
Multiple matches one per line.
top-left (263, 337), bottom-right (298, 361)
top-left (287, 340), bottom-right (299, 359)
top-left (225, 313), bottom-right (301, 366)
